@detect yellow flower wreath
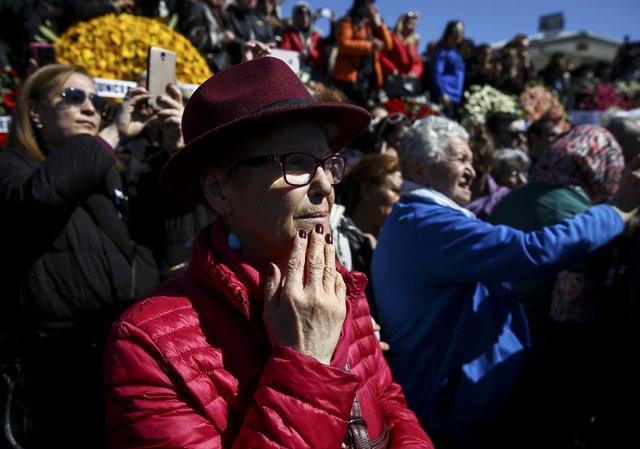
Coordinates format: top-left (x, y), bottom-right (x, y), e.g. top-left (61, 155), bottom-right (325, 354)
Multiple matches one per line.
top-left (55, 13), bottom-right (212, 84)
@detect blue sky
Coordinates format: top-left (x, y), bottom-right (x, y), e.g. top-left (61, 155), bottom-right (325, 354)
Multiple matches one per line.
top-left (279, 0), bottom-right (639, 48)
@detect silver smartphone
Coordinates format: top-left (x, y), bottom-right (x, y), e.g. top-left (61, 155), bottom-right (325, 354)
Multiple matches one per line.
top-left (147, 46), bottom-right (177, 111)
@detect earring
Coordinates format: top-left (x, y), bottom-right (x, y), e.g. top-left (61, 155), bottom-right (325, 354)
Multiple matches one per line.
top-left (227, 232), bottom-right (242, 251)
top-left (33, 119), bottom-right (44, 129)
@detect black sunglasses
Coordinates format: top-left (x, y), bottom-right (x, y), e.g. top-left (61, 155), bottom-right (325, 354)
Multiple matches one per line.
top-left (387, 112), bottom-right (408, 125)
top-left (59, 86), bottom-right (106, 112)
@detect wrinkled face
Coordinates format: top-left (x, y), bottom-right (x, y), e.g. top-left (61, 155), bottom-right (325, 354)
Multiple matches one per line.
top-left (425, 137), bottom-right (476, 205)
top-left (203, 121), bottom-right (336, 268)
top-left (367, 171), bottom-right (402, 228)
top-left (30, 73), bottom-right (102, 148)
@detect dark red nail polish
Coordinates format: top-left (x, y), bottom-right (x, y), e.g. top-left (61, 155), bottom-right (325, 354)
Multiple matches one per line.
top-left (299, 229), bottom-right (307, 239)
top-left (267, 265), bottom-right (274, 276)
top-left (325, 233), bottom-right (333, 244)
top-left (315, 223), bottom-right (324, 234)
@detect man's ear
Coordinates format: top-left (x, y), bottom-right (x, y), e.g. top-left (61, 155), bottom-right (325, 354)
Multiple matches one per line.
top-left (201, 168), bottom-right (232, 215)
top-left (405, 157), bottom-right (430, 186)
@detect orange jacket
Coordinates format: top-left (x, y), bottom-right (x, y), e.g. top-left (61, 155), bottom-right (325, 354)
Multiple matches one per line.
top-left (331, 16), bottom-right (393, 89)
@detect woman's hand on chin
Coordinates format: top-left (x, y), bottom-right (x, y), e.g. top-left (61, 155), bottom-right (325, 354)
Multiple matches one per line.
top-left (263, 224), bottom-right (346, 365)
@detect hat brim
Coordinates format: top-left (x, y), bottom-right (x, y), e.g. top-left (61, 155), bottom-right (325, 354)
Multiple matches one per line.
top-left (159, 101), bottom-right (371, 206)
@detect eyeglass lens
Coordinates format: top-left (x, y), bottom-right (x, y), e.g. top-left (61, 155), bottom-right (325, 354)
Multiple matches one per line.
top-left (61, 87), bottom-right (106, 111)
top-left (283, 153), bottom-right (346, 186)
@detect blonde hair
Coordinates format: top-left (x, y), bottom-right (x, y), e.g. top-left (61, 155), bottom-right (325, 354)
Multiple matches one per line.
top-left (6, 64), bottom-right (93, 161)
top-left (394, 12), bottom-right (420, 47)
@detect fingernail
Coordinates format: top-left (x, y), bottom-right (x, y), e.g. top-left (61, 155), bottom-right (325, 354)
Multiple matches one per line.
top-left (299, 229), bottom-right (307, 239)
top-left (325, 233), bottom-right (333, 244)
top-left (315, 223), bottom-right (324, 234)
top-left (268, 265), bottom-right (274, 276)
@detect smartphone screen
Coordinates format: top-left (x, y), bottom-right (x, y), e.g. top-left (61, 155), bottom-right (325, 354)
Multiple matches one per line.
top-left (147, 46), bottom-right (177, 111)
top-left (30, 42), bottom-right (56, 67)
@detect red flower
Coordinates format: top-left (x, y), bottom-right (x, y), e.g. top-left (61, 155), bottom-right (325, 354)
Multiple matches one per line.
top-left (384, 97), bottom-right (439, 122)
top-left (1, 64), bottom-right (23, 116)
top-left (3, 91), bottom-right (17, 109)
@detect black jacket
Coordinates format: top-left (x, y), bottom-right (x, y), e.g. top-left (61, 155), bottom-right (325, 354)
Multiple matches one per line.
top-left (117, 134), bottom-right (209, 281)
top-left (225, 4), bottom-right (274, 64)
top-left (0, 134), bottom-right (159, 448)
top-left (0, 134), bottom-right (159, 336)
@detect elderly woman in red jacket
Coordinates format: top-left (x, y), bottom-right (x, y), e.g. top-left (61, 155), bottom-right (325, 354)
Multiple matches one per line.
top-left (103, 57), bottom-right (433, 448)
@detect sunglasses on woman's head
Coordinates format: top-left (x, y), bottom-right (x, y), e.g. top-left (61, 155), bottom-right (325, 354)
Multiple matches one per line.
top-left (387, 113), bottom-right (407, 125)
top-left (59, 86), bottom-right (106, 112)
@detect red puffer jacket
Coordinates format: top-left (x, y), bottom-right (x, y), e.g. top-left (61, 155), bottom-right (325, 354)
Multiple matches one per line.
top-left (103, 224), bottom-right (432, 448)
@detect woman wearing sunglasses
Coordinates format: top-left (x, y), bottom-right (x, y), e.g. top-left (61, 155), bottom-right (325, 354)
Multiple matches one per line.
top-left (0, 64), bottom-right (160, 449)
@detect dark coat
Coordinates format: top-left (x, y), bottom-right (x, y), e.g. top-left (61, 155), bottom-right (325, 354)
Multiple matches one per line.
top-left (0, 134), bottom-right (159, 448)
top-left (0, 134), bottom-right (159, 333)
top-left (225, 4), bottom-right (275, 64)
top-left (117, 134), bottom-right (209, 281)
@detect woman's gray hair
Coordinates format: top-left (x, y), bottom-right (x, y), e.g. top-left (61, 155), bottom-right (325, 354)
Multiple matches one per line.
top-left (492, 148), bottom-right (531, 167)
top-left (397, 116), bottom-right (469, 175)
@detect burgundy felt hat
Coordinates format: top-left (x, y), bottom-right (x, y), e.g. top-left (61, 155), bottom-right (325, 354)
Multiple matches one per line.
top-left (159, 56), bottom-right (372, 206)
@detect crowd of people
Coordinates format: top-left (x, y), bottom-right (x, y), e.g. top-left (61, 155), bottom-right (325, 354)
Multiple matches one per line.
top-left (1, 1), bottom-right (640, 449)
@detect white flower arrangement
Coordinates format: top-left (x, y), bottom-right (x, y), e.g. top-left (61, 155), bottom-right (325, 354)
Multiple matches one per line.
top-left (461, 84), bottom-right (522, 123)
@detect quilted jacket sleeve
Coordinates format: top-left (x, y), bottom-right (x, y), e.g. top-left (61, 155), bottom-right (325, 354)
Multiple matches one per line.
top-left (104, 320), bottom-right (224, 449)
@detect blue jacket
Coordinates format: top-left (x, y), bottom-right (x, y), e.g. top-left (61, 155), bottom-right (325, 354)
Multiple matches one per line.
top-left (429, 46), bottom-right (465, 104)
top-left (371, 192), bottom-right (625, 443)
